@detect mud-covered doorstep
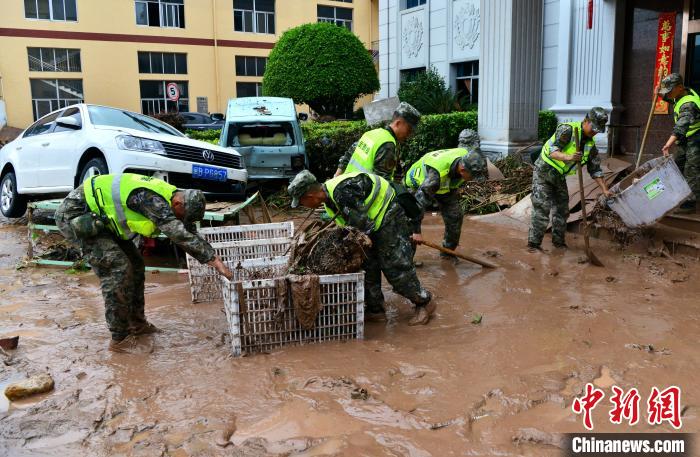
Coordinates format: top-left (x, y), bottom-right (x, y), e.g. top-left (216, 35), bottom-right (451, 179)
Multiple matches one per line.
top-left (1, 216), bottom-right (699, 456)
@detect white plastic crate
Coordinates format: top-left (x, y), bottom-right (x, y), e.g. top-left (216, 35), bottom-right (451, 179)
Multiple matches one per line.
top-left (198, 221), bottom-right (294, 243)
top-left (221, 272), bottom-right (365, 356)
top-left (187, 238), bottom-right (292, 302)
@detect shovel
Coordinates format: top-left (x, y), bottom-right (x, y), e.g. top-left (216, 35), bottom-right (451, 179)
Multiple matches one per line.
top-left (416, 239), bottom-right (498, 269)
top-left (574, 127), bottom-right (604, 267)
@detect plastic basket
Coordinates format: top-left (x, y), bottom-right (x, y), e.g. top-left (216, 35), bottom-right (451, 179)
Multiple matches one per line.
top-left (198, 221), bottom-right (294, 243)
top-left (188, 254), bottom-right (290, 303)
top-left (221, 272), bottom-right (365, 356)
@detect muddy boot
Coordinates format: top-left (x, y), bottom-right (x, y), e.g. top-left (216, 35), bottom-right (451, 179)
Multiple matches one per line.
top-left (408, 301), bottom-right (437, 326)
top-left (108, 335), bottom-right (139, 353)
top-left (553, 242), bottom-right (568, 250)
top-left (527, 243), bottom-right (543, 253)
top-left (439, 252), bottom-right (459, 264)
top-left (130, 322), bottom-right (162, 336)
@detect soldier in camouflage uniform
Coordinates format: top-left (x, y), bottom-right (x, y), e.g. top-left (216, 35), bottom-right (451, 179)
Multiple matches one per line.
top-left (335, 102), bottom-right (421, 180)
top-left (528, 107), bottom-right (611, 251)
top-left (657, 73), bottom-right (700, 212)
top-left (405, 129), bottom-right (488, 260)
top-left (288, 170), bottom-right (435, 326)
top-left (55, 173), bottom-right (233, 352)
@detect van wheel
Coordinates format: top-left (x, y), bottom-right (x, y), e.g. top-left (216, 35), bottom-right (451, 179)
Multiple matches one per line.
top-left (0, 172), bottom-right (27, 218)
top-left (78, 158), bottom-right (108, 185)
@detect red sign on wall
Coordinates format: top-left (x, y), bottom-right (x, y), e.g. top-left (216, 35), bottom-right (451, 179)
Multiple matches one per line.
top-left (654, 13), bottom-right (676, 114)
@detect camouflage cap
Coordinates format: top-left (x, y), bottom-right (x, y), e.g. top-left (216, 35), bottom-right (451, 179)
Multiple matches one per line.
top-left (457, 129), bottom-right (480, 149)
top-left (460, 151), bottom-right (488, 183)
top-left (394, 102), bottom-right (421, 129)
top-left (659, 73), bottom-right (683, 96)
top-left (287, 170), bottom-right (319, 208)
top-left (586, 107), bottom-right (608, 134)
top-left (182, 189), bottom-right (206, 223)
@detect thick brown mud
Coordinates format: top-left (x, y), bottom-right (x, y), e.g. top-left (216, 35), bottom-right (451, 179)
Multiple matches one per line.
top-left (1, 215), bottom-right (699, 456)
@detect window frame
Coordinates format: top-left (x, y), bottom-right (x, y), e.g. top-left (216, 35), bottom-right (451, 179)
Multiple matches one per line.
top-left (27, 47), bottom-right (82, 72)
top-left (138, 51), bottom-right (188, 75)
top-left (235, 56), bottom-right (267, 77)
top-left (24, 0), bottom-right (78, 21)
top-left (317, 5), bottom-right (353, 31)
top-left (402, 0), bottom-right (426, 11)
top-left (134, 0), bottom-right (185, 29)
top-left (139, 80), bottom-right (190, 115)
top-left (233, 0), bottom-right (275, 34)
top-left (235, 82), bottom-right (264, 98)
top-left (454, 60), bottom-right (479, 106)
top-left (29, 78), bottom-right (84, 121)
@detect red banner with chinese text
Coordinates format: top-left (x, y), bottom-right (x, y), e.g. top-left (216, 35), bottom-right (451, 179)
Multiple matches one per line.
top-left (654, 13), bottom-right (676, 114)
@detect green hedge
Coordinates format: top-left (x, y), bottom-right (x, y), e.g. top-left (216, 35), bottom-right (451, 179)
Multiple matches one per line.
top-left (187, 111), bottom-right (557, 181)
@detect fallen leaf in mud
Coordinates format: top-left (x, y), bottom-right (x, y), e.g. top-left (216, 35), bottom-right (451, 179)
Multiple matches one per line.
top-left (471, 314), bottom-right (483, 325)
top-left (484, 250), bottom-right (501, 258)
top-left (0, 336), bottom-right (19, 350)
top-left (605, 276), bottom-right (616, 283)
top-left (351, 387), bottom-right (369, 400)
top-left (4, 373), bottom-right (55, 400)
top-left (512, 428), bottom-right (565, 449)
top-left (548, 270), bottom-right (559, 277)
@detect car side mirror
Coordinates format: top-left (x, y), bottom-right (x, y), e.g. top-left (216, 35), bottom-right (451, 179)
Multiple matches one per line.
top-left (298, 113), bottom-right (309, 121)
top-left (210, 113), bottom-right (224, 121)
top-left (56, 116), bottom-right (81, 130)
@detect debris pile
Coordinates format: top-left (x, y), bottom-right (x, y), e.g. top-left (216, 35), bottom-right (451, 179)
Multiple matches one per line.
top-left (289, 222), bottom-right (371, 275)
top-left (460, 155), bottom-right (533, 214)
top-left (590, 199), bottom-right (650, 245)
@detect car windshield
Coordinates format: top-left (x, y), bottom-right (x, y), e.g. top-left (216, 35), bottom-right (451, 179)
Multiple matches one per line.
top-left (87, 106), bottom-right (184, 137)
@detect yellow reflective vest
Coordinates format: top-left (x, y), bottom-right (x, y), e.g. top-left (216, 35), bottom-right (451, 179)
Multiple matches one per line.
top-left (674, 89), bottom-right (700, 139)
top-left (404, 148), bottom-right (467, 194)
top-left (345, 128), bottom-right (397, 179)
top-left (84, 173), bottom-right (177, 239)
top-left (540, 121), bottom-right (594, 175)
top-left (324, 172), bottom-right (395, 232)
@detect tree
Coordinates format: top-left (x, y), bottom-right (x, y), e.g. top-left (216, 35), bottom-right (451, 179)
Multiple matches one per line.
top-left (262, 22), bottom-right (379, 118)
top-left (397, 66), bottom-right (469, 115)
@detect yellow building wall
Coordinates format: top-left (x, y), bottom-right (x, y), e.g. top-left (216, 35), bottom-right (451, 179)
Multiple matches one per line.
top-left (0, 0), bottom-right (379, 128)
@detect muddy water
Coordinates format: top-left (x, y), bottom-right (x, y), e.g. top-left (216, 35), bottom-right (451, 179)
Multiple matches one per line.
top-left (1, 215), bottom-right (700, 456)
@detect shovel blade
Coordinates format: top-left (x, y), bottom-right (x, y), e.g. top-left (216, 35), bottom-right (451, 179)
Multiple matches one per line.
top-left (586, 249), bottom-right (605, 267)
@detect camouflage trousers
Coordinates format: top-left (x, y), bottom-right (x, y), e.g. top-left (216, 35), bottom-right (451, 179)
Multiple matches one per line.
top-left (675, 140), bottom-right (700, 203)
top-left (55, 188), bottom-right (147, 341)
top-left (528, 162), bottom-right (569, 247)
top-left (412, 192), bottom-right (464, 250)
top-left (364, 203), bottom-right (432, 314)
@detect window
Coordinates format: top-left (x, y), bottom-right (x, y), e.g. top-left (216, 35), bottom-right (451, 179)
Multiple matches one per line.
top-left (233, 0), bottom-right (275, 34)
top-left (24, 112), bottom-right (60, 137)
top-left (454, 60), bottom-right (479, 105)
top-left (24, 0), bottom-right (77, 21)
top-left (53, 107), bottom-right (82, 132)
top-left (317, 5), bottom-right (353, 30)
top-left (135, 0), bottom-right (185, 28)
top-left (140, 80), bottom-right (189, 114)
top-left (402, 0), bottom-right (426, 9)
top-left (88, 105), bottom-right (183, 136)
top-left (235, 56), bottom-right (267, 76)
top-left (236, 82), bottom-right (263, 97)
top-left (400, 67), bottom-right (425, 81)
top-left (225, 122), bottom-right (295, 148)
top-left (30, 79), bottom-right (83, 121)
top-left (28, 48), bottom-right (81, 72)
top-left (138, 52), bottom-right (187, 74)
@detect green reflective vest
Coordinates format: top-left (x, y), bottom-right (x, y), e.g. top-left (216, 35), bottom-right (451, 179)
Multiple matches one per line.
top-left (345, 128), bottom-right (397, 179)
top-left (324, 172), bottom-right (395, 232)
top-left (84, 173), bottom-right (177, 240)
top-left (674, 89), bottom-right (700, 139)
top-left (404, 148), bottom-right (467, 194)
top-left (540, 121), bottom-right (595, 175)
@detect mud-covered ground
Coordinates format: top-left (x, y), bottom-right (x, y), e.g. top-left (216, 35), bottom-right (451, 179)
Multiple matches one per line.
top-left (1, 214), bottom-right (699, 456)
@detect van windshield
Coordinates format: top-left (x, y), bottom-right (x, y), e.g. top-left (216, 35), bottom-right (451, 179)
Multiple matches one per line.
top-left (225, 122), bottom-right (295, 148)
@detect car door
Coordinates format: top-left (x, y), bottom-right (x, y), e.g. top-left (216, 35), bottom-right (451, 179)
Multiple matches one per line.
top-left (12, 112), bottom-right (60, 190)
top-left (39, 107), bottom-right (84, 189)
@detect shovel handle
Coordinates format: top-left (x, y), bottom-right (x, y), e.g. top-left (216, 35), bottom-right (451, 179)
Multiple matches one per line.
top-left (418, 239), bottom-right (498, 269)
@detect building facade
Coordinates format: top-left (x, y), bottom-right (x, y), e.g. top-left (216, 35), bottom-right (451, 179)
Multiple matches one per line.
top-left (379, 0), bottom-right (695, 158)
top-left (0, 0), bottom-right (379, 128)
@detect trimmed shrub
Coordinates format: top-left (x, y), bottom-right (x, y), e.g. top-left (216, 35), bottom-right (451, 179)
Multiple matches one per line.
top-left (152, 112), bottom-right (185, 132)
top-left (402, 111), bottom-right (478, 164)
top-left (538, 110), bottom-right (558, 141)
top-left (186, 129), bottom-right (221, 145)
top-left (301, 120), bottom-right (368, 179)
top-left (263, 23), bottom-right (379, 117)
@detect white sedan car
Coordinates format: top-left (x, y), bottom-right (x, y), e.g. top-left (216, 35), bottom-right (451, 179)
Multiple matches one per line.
top-left (0, 104), bottom-right (247, 217)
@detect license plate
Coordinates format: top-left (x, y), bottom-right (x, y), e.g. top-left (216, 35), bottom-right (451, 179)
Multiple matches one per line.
top-left (192, 164), bottom-right (227, 182)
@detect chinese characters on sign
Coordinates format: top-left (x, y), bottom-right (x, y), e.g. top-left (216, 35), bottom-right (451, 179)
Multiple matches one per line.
top-left (572, 383), bottom-right (683, 430)
top-left (654, 13), bottom-right (676, 114)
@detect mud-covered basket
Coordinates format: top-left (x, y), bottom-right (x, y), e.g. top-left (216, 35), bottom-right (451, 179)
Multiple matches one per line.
top-left (221, 271), bottom-right (365, 357)
top-left (187, 222), bottom-right (294, 302)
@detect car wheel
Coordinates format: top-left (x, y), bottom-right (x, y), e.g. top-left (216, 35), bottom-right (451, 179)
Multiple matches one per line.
top-left (78, 157), bottom-right (108, 185)
top-left (0, 172), bottom-right (28, 218)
